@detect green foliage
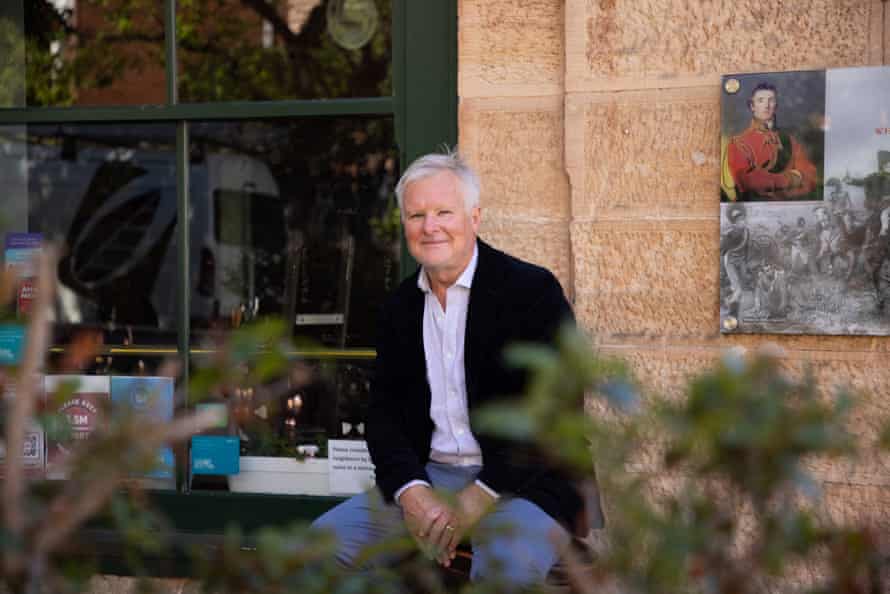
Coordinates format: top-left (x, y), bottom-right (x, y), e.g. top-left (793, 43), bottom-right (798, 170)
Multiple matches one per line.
top-left (476, 325), bottom-right (636, 474)
top-left (369, 199), bottom-right (402, 248)
top-left (0, 18), bottom-right (26, 107)
top-left (2, 297), bottom-right (889, 593)
top-left (189, 317), bottom-right (291, 404)
top-left (662, 353), bottom-right (855, 503)
top-left (475, 326), bottom-right (884, 594)
top-left (194, 523), bottom-right (408, 594)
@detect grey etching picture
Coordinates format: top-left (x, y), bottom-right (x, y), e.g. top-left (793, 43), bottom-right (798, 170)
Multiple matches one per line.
top-left (720, 65), bottom-right (890, 335)
top-left (719, 195), bottom-right (890, 335)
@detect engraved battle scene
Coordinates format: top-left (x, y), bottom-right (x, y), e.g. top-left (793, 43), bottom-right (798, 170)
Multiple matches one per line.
top-left (719, 67), bottom-right (890, 335)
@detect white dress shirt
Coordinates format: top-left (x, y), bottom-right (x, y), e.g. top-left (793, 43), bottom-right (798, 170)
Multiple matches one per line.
top-left (394, 243), bottom-right (498, 502)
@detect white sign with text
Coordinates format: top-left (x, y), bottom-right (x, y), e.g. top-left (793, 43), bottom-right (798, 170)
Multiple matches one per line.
top-left (327, 439), bottom-right (375, 495)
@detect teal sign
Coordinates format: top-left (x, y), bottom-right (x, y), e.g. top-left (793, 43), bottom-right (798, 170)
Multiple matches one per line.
top-left (190, 435), bottom-right (240, 475)
top-left (0, 325), bottom-right (26, 365)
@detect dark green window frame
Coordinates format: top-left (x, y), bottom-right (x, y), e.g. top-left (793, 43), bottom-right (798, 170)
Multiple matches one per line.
top-left (0, 0), bottom-right (456, 554)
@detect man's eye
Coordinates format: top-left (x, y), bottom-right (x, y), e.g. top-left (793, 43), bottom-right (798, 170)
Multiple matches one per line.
top-left (439, 210), bottom-right (452, 216)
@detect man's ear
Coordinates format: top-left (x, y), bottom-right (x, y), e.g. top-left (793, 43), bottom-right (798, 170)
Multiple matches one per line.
top-left (470, 206), bottom-right (481, 230)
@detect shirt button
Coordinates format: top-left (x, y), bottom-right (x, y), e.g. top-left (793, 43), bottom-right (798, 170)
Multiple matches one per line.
top-left (456, 428), bottom-right (465, 436)
top-left (445, 351), bottom-right (453, 359)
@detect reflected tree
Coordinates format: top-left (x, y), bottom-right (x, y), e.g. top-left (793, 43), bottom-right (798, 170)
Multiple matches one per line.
top-left (14, 0), bottom-right (391, 106)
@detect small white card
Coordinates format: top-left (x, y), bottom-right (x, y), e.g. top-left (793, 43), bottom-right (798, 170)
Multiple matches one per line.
top-left (327, 439), bottom-right (375, 495)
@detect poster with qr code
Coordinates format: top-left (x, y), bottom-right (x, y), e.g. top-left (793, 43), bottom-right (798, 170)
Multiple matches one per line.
top-left (0, 383), bottom-right (45, 477)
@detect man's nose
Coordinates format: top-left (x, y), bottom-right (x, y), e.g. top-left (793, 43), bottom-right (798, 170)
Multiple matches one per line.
top-left (422, 215), bottom-right (438, 233)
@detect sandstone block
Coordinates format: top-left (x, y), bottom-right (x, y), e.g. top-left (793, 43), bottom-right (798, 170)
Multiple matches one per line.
top-left (479, 215), bottom-right (571, 293)
top-left (460, 0), bottom-right (564, 97)
top-left (727, 334), bottom-right (889, 355)
top-left (823, 482), bottom-right (890, 529)
top-left (566, 0), bottom-right (883, 92)
top-left (565, 88), bottom-right (721, 221)
top-left (598, 345), bottom-right (718, 400)
top-left (460, 97), bottom-right (570, 219)
top-left (572, 220), bottom-right (720, 341)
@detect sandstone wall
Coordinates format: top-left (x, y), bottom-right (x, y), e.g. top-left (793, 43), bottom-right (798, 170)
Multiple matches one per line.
top-left (458, 0), bottom-right (890, 531)
top-left (459, 0), bottom-right (574, 292)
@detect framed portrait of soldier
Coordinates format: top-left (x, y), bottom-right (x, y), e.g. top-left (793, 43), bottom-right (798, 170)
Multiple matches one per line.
top-left (719, 67), bottom-right (890, 336)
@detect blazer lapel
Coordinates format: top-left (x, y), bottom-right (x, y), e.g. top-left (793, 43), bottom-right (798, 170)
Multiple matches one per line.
top-left (406, 278), bottom-right (431, 411)
top-left (465, 241), bottom-right (504, 406)
top-left (392, 270), bottom-right (431, 412)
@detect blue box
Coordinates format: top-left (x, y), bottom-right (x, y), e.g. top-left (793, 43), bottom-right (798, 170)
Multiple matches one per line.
top-left (0, 325), bottom-right (25, 365)
top-left (111, 376), bottom-right (175, 479)
top-left (190, 435), bottom-right (240, 475)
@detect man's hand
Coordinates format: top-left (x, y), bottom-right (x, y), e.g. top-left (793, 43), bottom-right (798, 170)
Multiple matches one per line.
top-left (399, 483), bottom-right (498, 567)
top-left (434, 484), bottom-right (497, 567)
top-left (399, 485), bottom-right (460, 563)
top-left (786, 169), bottom-right (803, 189)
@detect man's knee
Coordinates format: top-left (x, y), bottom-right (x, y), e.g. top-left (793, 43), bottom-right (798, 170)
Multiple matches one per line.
top-left (310, 493), bottom-right (403, 570)
top-left (311, 504), bottom-right (345, 534)
top-left (310, 503), bottom-right (361, 569)
top-left (470, 537), bottom-right (555, 586)
top-left (468, 499), bottom-right (567, 587)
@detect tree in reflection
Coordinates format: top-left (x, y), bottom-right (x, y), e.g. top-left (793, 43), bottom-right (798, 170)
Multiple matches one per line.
top-left (14, 0), bottom-right (391, 105)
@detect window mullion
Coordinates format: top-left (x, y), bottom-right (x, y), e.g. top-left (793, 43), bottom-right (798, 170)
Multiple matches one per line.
top-left (176, 119), bottom-right (190, 493)
top-left (0, 98), bottom-right (396, 124)
top-left (166, 0), bottom-right (178, 106)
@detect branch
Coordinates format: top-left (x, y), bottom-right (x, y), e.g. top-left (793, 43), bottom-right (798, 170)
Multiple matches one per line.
top-left (76, 32), bottom-right (166, 46)
top-left (33, 407), bottom-right (222, 556)
top-left (238, 0), bottom-right (307, 47)
top-left (3, 247), bottom-right (57, 576)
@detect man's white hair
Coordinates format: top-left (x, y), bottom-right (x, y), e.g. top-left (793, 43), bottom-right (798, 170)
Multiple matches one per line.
top-left (394, 147), bottom-right (481, 215)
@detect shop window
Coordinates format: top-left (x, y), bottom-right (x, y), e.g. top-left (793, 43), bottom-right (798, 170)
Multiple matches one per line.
top-left (0, 122), bottom-right (179, 349)
top-left (0, 0), bottom-right (455, 528)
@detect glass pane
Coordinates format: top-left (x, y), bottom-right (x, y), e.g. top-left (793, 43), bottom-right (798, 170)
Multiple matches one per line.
top-left (188, 354), bottom-right (374, 495)
top-left (178, 0), bottom-right (391, 102)
top-left (186, 115), bottom-right (396, 494)
top-left (0, 0), bottom-right (166, 108)
top-left (0, 122), bottom-right (179, 346)
top-left (42, 357), bottom-right (182, 489)
top-left (188, 116), bottom-right (399, 349)
top-left (0, 4), bottom-right (26, 107)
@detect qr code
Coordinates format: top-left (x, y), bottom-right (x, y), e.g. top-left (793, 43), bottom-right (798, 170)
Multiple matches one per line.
top-left (22, 434), bottom-right (38, 459)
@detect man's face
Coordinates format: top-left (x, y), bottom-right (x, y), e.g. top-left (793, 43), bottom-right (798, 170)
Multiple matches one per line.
top-left (750, 89), bottom-right (777, 123)
top-left (402, 170), bottom-right (480, 279)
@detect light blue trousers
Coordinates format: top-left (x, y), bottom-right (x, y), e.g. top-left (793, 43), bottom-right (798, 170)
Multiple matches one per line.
top-left (311, 461), bottom-right (569, 587)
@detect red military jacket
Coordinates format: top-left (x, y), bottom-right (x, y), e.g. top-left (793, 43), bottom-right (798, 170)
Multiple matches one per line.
top-left (726, 119), bottom-right (818, 201)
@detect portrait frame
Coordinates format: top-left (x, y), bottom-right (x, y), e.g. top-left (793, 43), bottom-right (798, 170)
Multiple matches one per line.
top-left (719, 66), bottom-right (890, 336)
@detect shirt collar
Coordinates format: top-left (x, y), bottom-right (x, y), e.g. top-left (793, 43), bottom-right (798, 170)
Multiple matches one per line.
top-left (417, 242), bottom-right (479, 294)
top-left (750, 118), bottom-right (775, 132)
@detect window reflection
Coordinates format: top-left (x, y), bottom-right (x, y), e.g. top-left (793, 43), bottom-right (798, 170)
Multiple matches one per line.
top-left (0, 123), bottom-right (179, 347)
top-left (178, 0), bottom-right (391, 102)
top-left (1, 1), bottom-right (166, 107)
top-left (188, 116), bottom-right (399, 349)
top-left (191, 354), bottom-right (372, 465)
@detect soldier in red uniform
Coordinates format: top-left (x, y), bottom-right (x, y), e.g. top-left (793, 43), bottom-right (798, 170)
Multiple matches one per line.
top-left (722, 82), bottom-right (818, 202)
